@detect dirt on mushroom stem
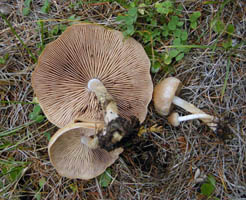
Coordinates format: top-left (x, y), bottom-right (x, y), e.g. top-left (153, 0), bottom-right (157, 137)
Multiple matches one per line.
top-left (97, 115), bottom-right (140, 151)
top-left (88, 78), bottom-right (141, 151)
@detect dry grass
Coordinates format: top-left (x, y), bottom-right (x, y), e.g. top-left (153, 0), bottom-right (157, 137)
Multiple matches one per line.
top-left (1, 0), bottom-right (246, 199)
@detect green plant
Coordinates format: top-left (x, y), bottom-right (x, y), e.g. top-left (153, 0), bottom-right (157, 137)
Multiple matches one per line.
top-left (34, 177), bottom-right (46, 200)
top-left (159, 7), bottom-right (189, 65)
top-left (28, 104), bottom-right (45, 123)
top-left (116, 6), bottom-right (138, 36)
top-left (36, 20), bottom-right (46, 54)
top-left (189, 11), bottom-right (201, 29)
top-left (69, 0), bottom-right (83, 9)
top-left (0, 13), bottom-right (37, 62)
top-left (0, 159), bottom-right (29, 197)
top-left (155, 1), bottom-right (174, 15)
top-left (41, 0), bottom-right (50, 14)
top-left (99, 168), bottom-right (112, 187)
top-left (222, 24), bottom-right (235, 50)
top-left (43, 131), bottom-right (51, 141)
top-left (0, 53), bottom-right (9, 65)
top-left (211, 18), bottom-right (225, 34)
top-left (200, 175), bottom-right (219, 199)
top-left (23, 0), bottom-right (32, 16)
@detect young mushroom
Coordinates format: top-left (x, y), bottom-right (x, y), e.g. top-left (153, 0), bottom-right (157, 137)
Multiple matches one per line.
top-left (32, 23), bottom-right (153, 128)
top-left (153, 77), bottom-right (218, 131)
top-left (48, 121), bottom-right (123, 179)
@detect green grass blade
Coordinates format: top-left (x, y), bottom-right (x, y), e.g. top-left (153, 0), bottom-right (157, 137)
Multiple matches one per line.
top-left (220, 57), bottom-right (230, 101)
top-left (0, 100), bottom-right (38, 105)
top-left (0, 121), bottom-right (35, 138)
top-left (0, 13), bottom-right (37, 63)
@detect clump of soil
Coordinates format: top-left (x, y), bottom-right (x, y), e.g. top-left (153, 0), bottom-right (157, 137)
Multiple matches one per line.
top-left (97, 116), bottom-right (140, 151)
top-left (97, 115), bottom-right (170, 178)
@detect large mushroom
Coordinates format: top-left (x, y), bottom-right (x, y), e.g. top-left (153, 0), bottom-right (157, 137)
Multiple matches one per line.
top-left (48, 121), bottom-right (123, 179)
top-left (32, 23), bottom-right (153, 128)
top-left (153, 77), bottom-right (218, 131)
top-left (48, 70), bottom-right (140, 180)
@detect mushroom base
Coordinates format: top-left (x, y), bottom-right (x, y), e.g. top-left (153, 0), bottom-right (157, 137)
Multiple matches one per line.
top-left (97, 116), bottom-right (140, 151)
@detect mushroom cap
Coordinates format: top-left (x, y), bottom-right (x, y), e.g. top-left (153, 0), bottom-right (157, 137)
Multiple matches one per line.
top-left (48, 121), bottom-right (123, 180)
top-left (167, 112), bottom-right (180, 127)
top-left (153, 77), bottom-right (182, 116)
top-left (32, 23), bottom-right (153, 127)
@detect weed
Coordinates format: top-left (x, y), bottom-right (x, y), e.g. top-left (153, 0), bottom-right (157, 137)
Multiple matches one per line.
top-left (23, 0), bottom-right (32, 16)
top-left (41, 0), bottom-right (50, 14)
top-left (99, 168), bottom-right (112, 187)
top-left (34, 177), bottom-right (46, 200)
top-left (155, 0), bottom-right (174, 15)
top-left (200, 175), bottom-right (219, 199)
top-left (0, 159), bottom-right (29, 198)
top-left (116, 5), bottom-right (138, 36)
top-left (0, 53), bottom-right (9, 65)
top-left (115, 2), bottom-right (201, 72)
top-left (0, 13), bottom-right (37, 62)
top-left (189, 11), bottom-right (201, 29)
top-left (28, 104), bottom-right (45, 123)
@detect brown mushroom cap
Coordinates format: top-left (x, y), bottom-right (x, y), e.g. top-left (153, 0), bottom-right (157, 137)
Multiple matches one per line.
top-left (167, 112), bottom-right (180, 126)
top-left (153, 77), bottom-right (182, 116)
top-left (32, 24), bottom-right (153, 127)
top-left (48, 121), bottom-right (123, 179)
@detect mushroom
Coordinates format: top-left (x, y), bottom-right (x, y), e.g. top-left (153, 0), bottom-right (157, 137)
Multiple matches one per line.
top-left (153, 77), bottom-right (218, 131)
top-left (48, 121), bottom-right (123, 179)
top-left (32, 23), bottom-right (153, 128)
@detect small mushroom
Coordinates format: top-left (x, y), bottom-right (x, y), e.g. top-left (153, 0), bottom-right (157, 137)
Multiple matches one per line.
top-left (168, 112), bottom-right (214, 127)
top-left (48, 121), bottom-right (123, 179)
top-left (153, 77), bottom-right (218, 131)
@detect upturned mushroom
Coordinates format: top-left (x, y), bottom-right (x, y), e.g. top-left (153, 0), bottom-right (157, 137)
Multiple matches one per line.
top-left (48, 121), bottom-right (123, 179)
top-left (32, 23), bottom-right (153, 128)
top-left (48, 77), bottom-right (140, 179)
top-left (153, 77), bottom-right (218, 131)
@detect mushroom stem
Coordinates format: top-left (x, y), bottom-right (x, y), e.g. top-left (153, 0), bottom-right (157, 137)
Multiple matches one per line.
top-left (87, 79), bottom-right (141, 151)
top-left (80, 136), bottom-right (99, 149)
top-left (88, 79), bottom-right (119, 124)
top-left (172, 96), bottom-right (218, 131)
top-left (177, 113), bottom-right (214, 122)
top-left (168, 112), bottom-right (214, 127)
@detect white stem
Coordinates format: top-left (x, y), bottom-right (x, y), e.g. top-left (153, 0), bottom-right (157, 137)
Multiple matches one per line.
top-left (178, 114), bottom-right (213, 122)
top-left (81, 136), bottom-right (98, 149)
top-left (172, 96), bottom-right (217, 131)
top-left (173, 96), bottom-right (206, 114)
top-left (88, 78), bottom-right (119, 124)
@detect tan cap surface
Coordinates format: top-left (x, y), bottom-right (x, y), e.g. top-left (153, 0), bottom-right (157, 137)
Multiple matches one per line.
top-left (153, 77), bottom-right (182, 116)
top-left (48, 122), bottom-right (123, 180)
top-left (32, 24), bottom-right (153, 127)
